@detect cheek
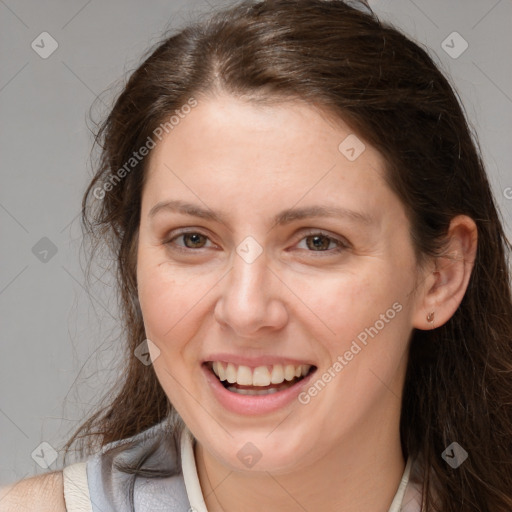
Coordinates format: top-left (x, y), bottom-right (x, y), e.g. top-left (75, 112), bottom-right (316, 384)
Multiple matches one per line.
top-left (300, 271), bottom-right (413, 415)
top-left (303, 268), bottom-right (409, 340)
top-left (138, 263), bottom-right (175, 337)
top-left (137, 257), bottom-right (189, 344)
top-left (137, 253), bottom-right (219, 354)
top-left (297, 262), bottom-right (416, 397)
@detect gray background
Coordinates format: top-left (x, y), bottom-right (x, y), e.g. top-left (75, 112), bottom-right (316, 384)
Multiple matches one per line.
top-left (1, 0), bottom-right (511, 486)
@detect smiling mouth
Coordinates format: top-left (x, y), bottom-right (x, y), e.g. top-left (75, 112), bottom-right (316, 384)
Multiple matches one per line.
top-left (204, 361), bottom-right (317, 395)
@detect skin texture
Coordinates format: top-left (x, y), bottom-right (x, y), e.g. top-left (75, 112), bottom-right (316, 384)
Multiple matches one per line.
top-left (0, 472), bottom-right (66, 511)
top-left (135, 93), bottom-right (477, 512)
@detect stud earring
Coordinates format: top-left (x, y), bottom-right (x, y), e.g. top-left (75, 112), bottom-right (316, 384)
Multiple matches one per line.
top-left (426, 311), bottom-right (435, 329)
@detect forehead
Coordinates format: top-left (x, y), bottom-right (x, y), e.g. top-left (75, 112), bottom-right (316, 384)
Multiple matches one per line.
top-left (142, 94), bottom-right (395, 220)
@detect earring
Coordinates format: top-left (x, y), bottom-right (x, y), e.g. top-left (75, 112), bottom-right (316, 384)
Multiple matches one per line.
top-left (426, 311), bottom-right (435, 329)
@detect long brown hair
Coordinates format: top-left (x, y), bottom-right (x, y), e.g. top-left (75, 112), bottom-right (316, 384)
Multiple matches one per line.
top-left (62, 1), bottom-right (512, 510)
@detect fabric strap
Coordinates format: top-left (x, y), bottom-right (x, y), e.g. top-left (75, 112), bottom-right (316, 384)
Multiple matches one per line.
top-left (63, 462), bottom-right (93, 512)
top-left (387, 456), bottom-right (413, 512)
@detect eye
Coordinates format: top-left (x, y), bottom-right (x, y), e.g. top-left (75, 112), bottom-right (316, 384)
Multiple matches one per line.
top-left (165, 231), bottom-right (214, 250)
top-left (296, 231), bottom-right (348, 254)
top-left (163, 229), bottom-right (349, 255)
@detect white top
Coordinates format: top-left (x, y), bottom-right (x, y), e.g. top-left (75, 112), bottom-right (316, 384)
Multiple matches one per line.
top-left (63, 424), bottom-right (422, 511)
top-left (62, 461), bottom-right (92, 512)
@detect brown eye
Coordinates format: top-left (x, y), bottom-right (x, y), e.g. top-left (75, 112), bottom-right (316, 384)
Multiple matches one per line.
top-left (302, 234), bottom-right (343, 252)
top-left (181, 233), bottom-right (208, 248)
top-left (165, 231), bottom-right (213, 251)
top-left (305, 234), bottom-right (331, 251)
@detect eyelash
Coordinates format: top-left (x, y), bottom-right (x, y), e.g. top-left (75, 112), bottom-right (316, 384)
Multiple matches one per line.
top-left (163, 229), bottom-right (349, 256)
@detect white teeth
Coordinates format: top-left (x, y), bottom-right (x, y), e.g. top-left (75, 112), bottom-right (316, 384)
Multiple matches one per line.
top-left (211, 362), bottom-right (312, 387)
top-left (252, 366), bottom-right (271, 386)
top-left (226, 363), bottom-right (237, 384)
top-left (236, 365), bottom-right (253, 385)
top-left (284, 365), bottom-right (296, 381)
top-left (216, 362), bottom-right (226, 381)
top-left (226, 386), bottom-right (280, 395)
top-left (270, 364), bottom-right (284, 384)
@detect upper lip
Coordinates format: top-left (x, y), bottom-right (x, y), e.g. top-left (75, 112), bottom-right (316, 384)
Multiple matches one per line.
top-left (203, 353), bottom-right (317, 368)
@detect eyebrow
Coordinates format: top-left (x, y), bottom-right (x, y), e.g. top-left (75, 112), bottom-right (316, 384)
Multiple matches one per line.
top-left (148, 199), bottom-right (373, 226)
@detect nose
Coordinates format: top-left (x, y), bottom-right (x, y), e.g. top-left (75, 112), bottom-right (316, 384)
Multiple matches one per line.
top-left (213, 249), bottom-right (288, 337)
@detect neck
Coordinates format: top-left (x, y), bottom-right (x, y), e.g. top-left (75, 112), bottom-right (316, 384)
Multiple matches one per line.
top-left (194, 421), bottom-right (406, 512)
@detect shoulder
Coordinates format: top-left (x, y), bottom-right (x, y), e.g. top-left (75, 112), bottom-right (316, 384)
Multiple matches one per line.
top-left (0, 471), bottom-right (66, 512)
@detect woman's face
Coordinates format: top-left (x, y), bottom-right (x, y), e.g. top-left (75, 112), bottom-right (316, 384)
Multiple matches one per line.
top-left (137, 94), bottom-right (426, 473)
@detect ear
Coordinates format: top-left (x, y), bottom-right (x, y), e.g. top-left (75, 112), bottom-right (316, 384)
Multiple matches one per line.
top-left (412, 215), bottom-right (478, 330)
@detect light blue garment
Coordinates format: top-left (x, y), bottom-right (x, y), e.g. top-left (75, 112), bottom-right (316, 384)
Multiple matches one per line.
top-left (86, 417), bottom-right (190, 512)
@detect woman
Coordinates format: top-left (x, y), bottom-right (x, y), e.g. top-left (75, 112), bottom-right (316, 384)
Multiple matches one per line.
top-left (2, 0), bottom-right (511, 510)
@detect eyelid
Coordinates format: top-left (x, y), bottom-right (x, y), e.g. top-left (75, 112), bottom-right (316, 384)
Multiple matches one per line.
top-left (164, 228), bottom-right (216, 250)
top-left (163, 227), bottom-right (350, 255)
top-left (292, 229), bottom-right (351, 253)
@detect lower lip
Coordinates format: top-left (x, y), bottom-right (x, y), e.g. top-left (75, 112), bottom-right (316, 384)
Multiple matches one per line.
top-left (201, 364), bottom-right (317, 415)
